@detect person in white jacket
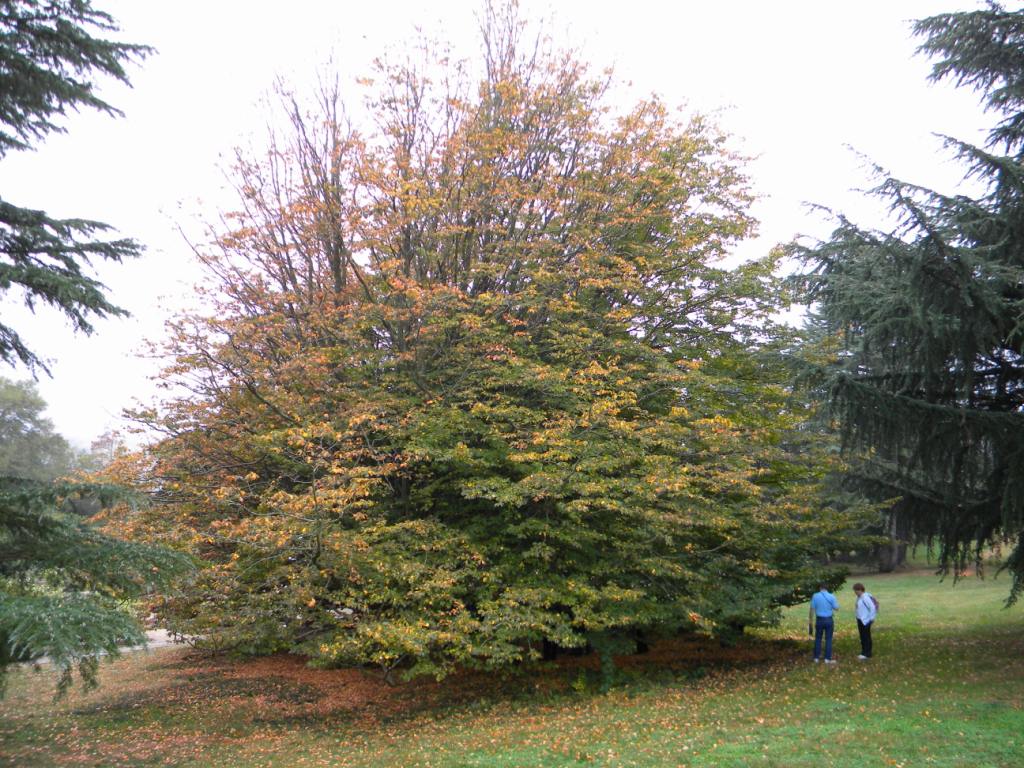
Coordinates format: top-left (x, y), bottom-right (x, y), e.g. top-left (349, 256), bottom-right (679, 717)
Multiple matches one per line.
top-left (853, 582), bottom-right (877, 659)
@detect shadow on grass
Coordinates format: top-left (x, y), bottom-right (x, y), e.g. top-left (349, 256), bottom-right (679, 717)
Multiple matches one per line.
top-left (62, 630), bottom-right (808, 733)
top-left (0, 631), bottom-right (813, 768)
top-left (72, 671), bottom-right (324, 721)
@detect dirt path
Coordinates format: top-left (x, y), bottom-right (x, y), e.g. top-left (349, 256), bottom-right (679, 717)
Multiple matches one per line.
top-left (23, 629), bottom-right (185, 668)
top-left (131, 629), bottom-right (182, 650)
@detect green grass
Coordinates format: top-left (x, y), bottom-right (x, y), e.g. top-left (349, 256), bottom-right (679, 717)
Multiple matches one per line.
top-left (2, 568), bottom-right (1022, 767)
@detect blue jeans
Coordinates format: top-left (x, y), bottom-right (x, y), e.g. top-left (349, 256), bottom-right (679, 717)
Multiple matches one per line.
top-left (814, 617), bottom-right (834, 660)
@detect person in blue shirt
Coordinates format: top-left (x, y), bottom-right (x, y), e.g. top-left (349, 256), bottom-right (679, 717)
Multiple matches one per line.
top-left (808, 583), bottom-right (840, 663)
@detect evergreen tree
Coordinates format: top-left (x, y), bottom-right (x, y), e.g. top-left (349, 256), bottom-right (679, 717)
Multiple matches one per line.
top-left (0, 479), bottom-right (188, 696)
top-left (796, 2), bottom-right (1024, 602)
top-left (0, 2), bottom-right (189, 696)
top-left (0, 0), bottom-right (151, 374)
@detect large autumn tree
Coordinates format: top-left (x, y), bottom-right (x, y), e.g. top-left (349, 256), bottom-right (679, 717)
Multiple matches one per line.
top-left (797, 3), bottom-right (1024, 602)
top-left (140, 4), bottom-right (859, 680)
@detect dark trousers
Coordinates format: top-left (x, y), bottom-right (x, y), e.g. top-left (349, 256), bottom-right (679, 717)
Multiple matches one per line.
top-left (857, 619), bottom-right (873, 658)
top-left (814, 617), bottom-right (834, 660)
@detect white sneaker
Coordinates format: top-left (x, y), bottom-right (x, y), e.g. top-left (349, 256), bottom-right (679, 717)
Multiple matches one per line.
top-left (857, 654), bottom-right (868, 660)
top-left (813, 658), bottom-right (820, 663)
top-left (824, 659), bottom-right (837, 664)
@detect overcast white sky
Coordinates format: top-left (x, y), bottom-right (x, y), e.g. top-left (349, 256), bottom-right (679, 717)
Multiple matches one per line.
top-left (2, 0), bottom-right (996, 447)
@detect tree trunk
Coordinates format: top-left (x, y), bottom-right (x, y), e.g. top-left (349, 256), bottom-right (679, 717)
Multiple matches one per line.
top-left (877, 514), bottom-right (907, 572)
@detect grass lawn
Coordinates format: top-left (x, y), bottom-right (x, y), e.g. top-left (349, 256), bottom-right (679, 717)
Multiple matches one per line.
top-left (2, 567), bottom-right (1022, 767)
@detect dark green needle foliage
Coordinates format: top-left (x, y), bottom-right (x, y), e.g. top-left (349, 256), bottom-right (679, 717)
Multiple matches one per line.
top-left (0, 2), bottom-right (191, 697)
top-left (0, 479), bottom-right (190, 697)
top-left (796, 2), bottom-right (1024, 603)
top-left (0, 0), bottom-right (151, 374)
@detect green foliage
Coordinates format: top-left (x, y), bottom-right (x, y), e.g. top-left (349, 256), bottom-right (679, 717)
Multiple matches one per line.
top-left (0, 594), bottom-right (143, 696)
top-left (795, 2), bottom-right (1024, 603)
top-left (0, 0), bottom-right (150, 374)
top-left (0, 376), bottom-right (74, 480)
top-left (0, 1), bottom-right (185, 699)
top-left (0, 477), bottom-right (191, 695)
